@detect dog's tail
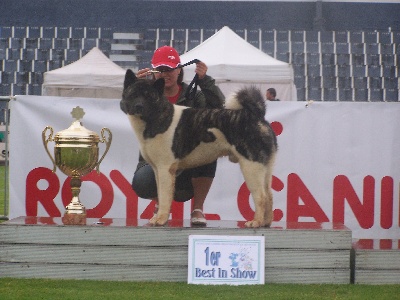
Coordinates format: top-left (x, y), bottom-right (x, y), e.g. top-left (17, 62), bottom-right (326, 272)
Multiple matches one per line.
top-left (225, 86), bottom-right (266, 119)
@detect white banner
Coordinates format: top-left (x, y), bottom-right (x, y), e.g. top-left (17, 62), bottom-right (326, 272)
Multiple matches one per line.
top-left (9, 95), bottom-right (400, 239)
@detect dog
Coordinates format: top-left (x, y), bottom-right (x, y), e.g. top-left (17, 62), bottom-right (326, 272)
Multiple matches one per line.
top-left (121, 69), bottom-right (278, 227)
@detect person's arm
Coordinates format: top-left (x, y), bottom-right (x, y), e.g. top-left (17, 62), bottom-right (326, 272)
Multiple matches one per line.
top-left (197, 75), bottom-right (225, 108)
top-left (180, 61), bottom-right (225, 109)
top-left (193, 62), bottom-right (225, 108)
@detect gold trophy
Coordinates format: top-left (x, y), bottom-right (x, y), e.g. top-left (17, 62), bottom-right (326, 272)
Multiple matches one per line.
top-left (42, 106), bottom-right (112, 224)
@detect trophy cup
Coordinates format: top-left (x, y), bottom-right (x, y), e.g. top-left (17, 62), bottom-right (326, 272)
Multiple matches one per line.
top-left (42, 106), bottom-right (112, 225)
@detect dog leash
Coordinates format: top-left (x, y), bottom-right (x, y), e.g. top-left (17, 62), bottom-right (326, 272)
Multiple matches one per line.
top-left (149, 59), bottom-right (201, 101)
top-left (184, 60), bottom-right (200, 101)
top-left (176, 59), bottom-right (200, 101)
top-left (161, 59), bottom-right (200, 101)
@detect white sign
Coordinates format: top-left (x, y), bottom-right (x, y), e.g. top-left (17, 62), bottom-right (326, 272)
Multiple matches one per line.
top-left (188, 235), bottom-right (265, 285)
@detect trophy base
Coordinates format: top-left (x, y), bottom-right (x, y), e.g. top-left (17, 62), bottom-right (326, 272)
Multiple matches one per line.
top-left (62, 213), bottom-right (87, 225)
top-left (65, 199), bottom-right (86, 215)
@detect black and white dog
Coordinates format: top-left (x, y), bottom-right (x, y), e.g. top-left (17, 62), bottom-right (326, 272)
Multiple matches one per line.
top-left (121, 69), bottom-right (277, 227)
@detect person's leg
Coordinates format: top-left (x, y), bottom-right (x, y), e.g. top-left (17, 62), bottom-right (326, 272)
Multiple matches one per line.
top-left (131, 164), bottom-right (159, 217)
top-left (190, 161), bottom-right (217, 224)
top-left (174, 170), bottom-right (194, 201)
top-left (132, 164), bottom-right (194, 214)
top-left (131, 162), bottom-right (216, 224)
top-left (191, 177), bottom-right (213, 222)
top-left (131, 164), bottom-right (158, 199)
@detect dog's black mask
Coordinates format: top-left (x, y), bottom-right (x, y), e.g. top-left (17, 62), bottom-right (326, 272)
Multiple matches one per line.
top-left (120, 69), bottom-right (165, 117)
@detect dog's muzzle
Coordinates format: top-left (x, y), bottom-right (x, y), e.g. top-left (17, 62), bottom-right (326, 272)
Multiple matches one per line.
top-left (120, 100), bottom-right (143, 115)
top-left (132, 103), bottom-right (143, 115)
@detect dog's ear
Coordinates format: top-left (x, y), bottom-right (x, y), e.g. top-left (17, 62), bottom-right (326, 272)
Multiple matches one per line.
top-left (153, 78), bottom-right (165, 96)
top-left (124, 69), bottom-right (137, 89)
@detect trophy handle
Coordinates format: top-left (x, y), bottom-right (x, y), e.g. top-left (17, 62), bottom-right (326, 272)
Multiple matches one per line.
top-left (42, 126), bottom-right (57, 173)
top-left (96, 127), bottom-right (112, 174)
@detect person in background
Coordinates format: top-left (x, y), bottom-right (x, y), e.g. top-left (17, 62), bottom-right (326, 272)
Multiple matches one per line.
top-left (266, 88), bottom-right (280, 101)
top-left (131, 46), bottom-right (225, 225)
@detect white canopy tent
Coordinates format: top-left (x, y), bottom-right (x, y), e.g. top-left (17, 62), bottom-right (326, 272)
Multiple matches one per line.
top-left (42, 47), bottom-right (126, 99)
top-left (180, 26), bottom-right (297, 101)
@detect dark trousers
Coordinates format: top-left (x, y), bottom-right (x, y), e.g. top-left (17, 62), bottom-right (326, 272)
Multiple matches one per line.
top-left (131, 161), bottom-right (217, 202)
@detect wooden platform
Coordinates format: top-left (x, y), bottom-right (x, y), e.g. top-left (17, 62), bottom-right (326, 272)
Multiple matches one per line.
top-left (352, 239), bottom-right (400, 284)
top-left (0, 216), bottom-right (352, 284)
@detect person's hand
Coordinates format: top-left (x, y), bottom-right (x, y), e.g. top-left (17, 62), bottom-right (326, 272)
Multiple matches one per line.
top-left (195, 61), bottom-right (208, 80)
top-left (136, 68), bottom-right (152, 79)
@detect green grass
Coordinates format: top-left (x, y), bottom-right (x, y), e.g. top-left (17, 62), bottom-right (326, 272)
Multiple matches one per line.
top-left (0, 279), bottom-right (399, 300)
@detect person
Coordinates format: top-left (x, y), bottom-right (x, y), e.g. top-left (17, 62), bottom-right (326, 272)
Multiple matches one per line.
top-left (131, 46), bottom-right (225, 225)
top-left (266, 88), bottom-right (280, 101)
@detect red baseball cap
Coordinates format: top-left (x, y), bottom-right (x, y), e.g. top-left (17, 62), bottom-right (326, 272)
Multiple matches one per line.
top-left (151, 46), bottom-right (181, 69)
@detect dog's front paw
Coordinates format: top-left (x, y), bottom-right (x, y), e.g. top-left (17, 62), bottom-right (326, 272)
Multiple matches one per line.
top-left (149, 213), bottom-right (169, 226)
top-left (244, 219), bottom-right (271, 228)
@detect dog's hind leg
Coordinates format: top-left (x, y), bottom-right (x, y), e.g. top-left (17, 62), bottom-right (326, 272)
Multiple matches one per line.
top-left (263, 158), bottom-right (275, 227)
top-left (261, 174), bottom-right (273, 227)
top-left (240, 160), bottom-right (272, 228)
top-left (150, 166), bottom-right (176, 226)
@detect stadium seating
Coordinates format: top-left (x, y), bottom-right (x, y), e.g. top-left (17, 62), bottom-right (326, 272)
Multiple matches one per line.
top-left (0, 26), bottom-right (398, 102)
top-left (339, 88), bottom-right (353, 101)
